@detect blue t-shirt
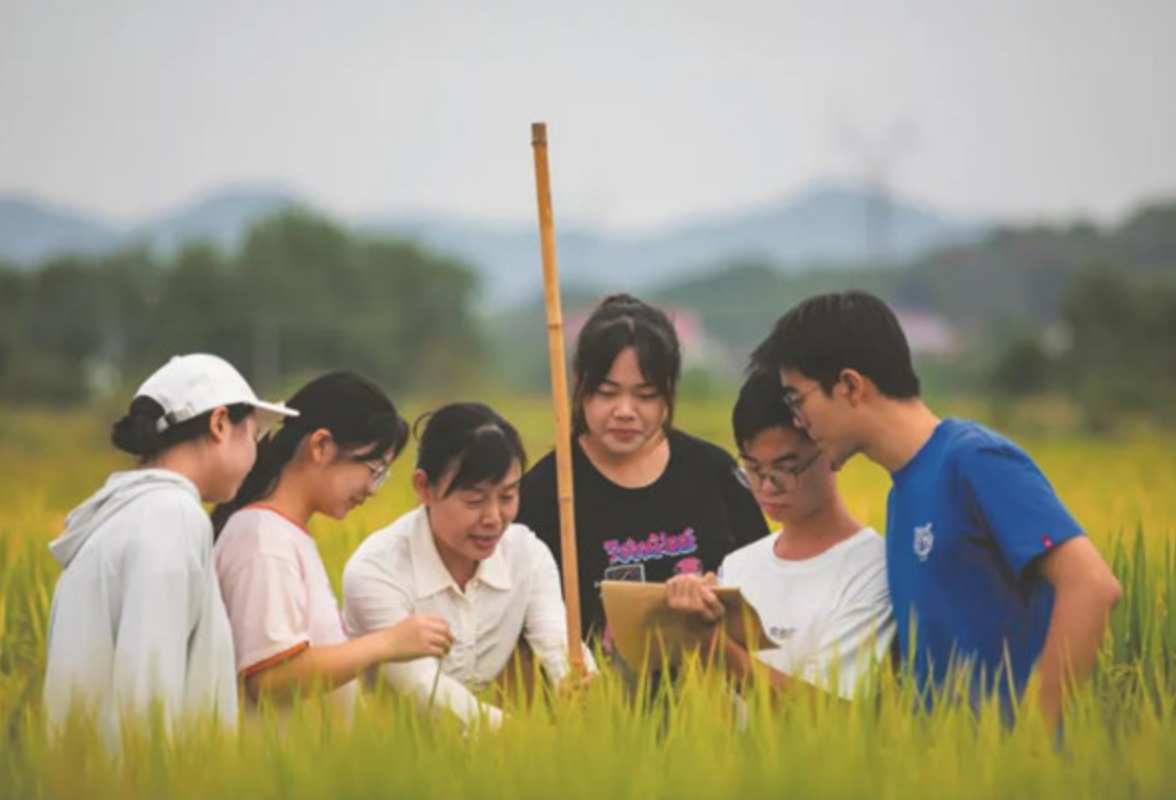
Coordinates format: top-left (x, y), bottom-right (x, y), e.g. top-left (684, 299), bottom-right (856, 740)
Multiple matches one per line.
top-left (887, 419), bottom-right (1083, 705)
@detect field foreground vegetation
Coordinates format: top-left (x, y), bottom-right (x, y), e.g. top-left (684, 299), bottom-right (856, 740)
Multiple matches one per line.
top-left (2, 402), bottom-right (1175, 799)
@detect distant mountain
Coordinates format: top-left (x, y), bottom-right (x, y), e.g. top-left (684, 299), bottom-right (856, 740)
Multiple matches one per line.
top-left (131, 186), bottom-right (309, 254)
top-left (0, 196), bottom-right (119, 264)
top-left (366, 182), bottom-right (988, 305)
top-left (1, 181), bottom-right (986, 305)
top-left (0, 185), bottom-right (308, 266)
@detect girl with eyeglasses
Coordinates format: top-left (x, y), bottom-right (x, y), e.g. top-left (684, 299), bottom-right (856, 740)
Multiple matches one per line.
top-left (516, 294), bottom-right (769, 652)
top-left (212, 371), bottom-right (453, 713)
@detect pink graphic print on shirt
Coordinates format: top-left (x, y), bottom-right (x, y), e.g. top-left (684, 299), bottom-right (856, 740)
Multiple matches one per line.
top-left (602, 527), bottom-right (698, 566)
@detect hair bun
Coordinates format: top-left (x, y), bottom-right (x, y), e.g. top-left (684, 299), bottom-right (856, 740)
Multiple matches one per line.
top-left (111, 396), bottom-right (167, 458)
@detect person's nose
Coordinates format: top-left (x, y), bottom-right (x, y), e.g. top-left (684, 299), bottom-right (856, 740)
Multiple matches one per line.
top-left (755, 477), bottom-right (785, 499)
top-left (612, 394), bottom-right (636, 419)
top-left (480, 500), bottom-right (504, 529)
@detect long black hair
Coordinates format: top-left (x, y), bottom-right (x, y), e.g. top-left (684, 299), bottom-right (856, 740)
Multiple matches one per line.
top-left (211, 371), bottom-right (408, 536)
top-left (112, 397), bottom-right (254, 463)
top-left (415, 403), bottom-right (527, 497)
top-left (571, 293), bottom-right (681, 436)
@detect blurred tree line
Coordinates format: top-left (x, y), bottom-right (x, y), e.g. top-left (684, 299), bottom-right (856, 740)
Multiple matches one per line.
top-left (643, 199), bottom-right (1176, 351)
top-left (905, 199), bottom-right (1176, 429)
top-left (891, 200), bottom-right (1176, 332)
top-left (488, 198), bottom-right (1176, 430)
top-left (0, 211), bottom-right (482, 404)
top-left (990, 269), bottom-right (1176, 430)
top-left (4, 196), bottom-right (1175, 432)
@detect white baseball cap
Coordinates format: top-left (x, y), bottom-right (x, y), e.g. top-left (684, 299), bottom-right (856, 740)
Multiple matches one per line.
top-left (135, 353), bottom-right (298, 437)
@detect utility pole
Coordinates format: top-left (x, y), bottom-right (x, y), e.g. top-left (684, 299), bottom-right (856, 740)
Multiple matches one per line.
top-left (252, 313), bottom-right (280, 394)
top-left (836, 117), bottom-right (919, 269)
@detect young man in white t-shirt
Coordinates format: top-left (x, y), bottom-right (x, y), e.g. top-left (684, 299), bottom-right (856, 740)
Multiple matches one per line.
top-left (667, 370), bottom-right (894, 699)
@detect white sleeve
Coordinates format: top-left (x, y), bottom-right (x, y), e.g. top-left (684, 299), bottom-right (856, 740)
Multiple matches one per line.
top-left (342, 555), bottom-right (503, 731)
top-left (110, 499), bottom-right (204, 723)
top-left (798, 556), bottom-right (895, 700)
top-left (717, 553), bottom-right (734, 585)
top-left (219, 551), bottom-right (310, 675)
top-left (522, 538), bottom-right (596, 682)
top-left (387, 657), bottom-right (504, 731)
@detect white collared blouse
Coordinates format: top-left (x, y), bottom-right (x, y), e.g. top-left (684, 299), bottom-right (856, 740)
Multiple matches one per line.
top-left (342, 506), bottom-right (592, 728)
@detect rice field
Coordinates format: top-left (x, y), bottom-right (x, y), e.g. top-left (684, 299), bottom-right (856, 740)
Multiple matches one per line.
top-left (2, 400), bottom-right (1175, 799)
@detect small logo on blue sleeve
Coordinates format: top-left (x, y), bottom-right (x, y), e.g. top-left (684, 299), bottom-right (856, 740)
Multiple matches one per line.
top-left (914, 523), bottom-right (935, 562)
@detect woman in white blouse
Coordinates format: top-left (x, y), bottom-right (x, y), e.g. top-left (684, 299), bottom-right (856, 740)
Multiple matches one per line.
top-left (343, 403), bottom-right (594, 729)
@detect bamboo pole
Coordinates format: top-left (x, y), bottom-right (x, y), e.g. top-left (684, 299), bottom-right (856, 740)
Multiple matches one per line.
top-left (530, 122), bottom-right (584, 674)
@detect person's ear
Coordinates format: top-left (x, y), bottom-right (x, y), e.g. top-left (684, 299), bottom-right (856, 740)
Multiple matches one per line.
top-left (207, 406), bottom-right (231, 444)
top-left (306, 428), bottom-right (334, 465)
top-left (839, 369), bottom-right (868, 407)
top-left (412, 469), bottom-right (433, 505)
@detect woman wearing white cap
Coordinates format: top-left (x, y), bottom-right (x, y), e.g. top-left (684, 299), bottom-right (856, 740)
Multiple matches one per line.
top-left (43, 353), bottom-right (296, 743)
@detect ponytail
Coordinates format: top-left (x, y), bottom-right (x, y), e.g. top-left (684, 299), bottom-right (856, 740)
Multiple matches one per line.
top-left (112, 396), bottom-right (253, 464)
top-left (111, 397), bottom-right (168, 460)
top-left (211, 423), bottom-right (302, 537)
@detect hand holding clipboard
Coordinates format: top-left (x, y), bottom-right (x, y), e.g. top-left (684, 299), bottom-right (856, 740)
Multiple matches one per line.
top-left (599, 580), bottom-right (775, 669)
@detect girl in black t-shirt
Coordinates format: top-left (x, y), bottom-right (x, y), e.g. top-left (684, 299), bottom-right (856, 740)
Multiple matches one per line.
top-left (517, 294), bottom-right (769, 647)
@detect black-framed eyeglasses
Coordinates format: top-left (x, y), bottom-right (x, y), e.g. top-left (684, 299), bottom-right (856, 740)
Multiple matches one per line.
top-left (735, 449), bottom-right (823, 492)
top-left (782, 384), bottom-right (821, 417)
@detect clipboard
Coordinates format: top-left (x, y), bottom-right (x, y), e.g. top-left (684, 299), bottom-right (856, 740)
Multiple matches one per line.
top-left (599, 580), bottom-right (775, 669)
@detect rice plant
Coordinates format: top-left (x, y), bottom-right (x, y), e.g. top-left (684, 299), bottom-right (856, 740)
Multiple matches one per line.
top-left (2, 404), bottom-right (1174, 799)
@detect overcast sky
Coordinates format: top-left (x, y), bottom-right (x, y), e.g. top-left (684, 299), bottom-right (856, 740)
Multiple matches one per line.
top-left (2, 0), bottom-right (1174, 230)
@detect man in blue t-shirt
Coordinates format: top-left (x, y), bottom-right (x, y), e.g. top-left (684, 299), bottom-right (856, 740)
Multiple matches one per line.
top-left (749, 290), bottom-right (1121, 727)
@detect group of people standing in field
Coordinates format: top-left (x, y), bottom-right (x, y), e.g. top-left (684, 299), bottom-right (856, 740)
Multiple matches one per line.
top-left (42, 290), bottom-right (1122, 743)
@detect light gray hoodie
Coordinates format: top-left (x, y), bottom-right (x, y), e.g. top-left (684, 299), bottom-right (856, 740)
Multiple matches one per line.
top-left (44, 469), bottom-right (238, 741)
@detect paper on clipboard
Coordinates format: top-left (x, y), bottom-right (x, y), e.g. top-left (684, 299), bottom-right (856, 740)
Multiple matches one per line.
top-left (599, 580), bottom-right (776, 669)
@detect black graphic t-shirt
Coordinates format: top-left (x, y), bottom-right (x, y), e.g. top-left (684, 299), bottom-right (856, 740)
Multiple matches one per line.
top-left (516, 429), bottom-right (770, 640)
